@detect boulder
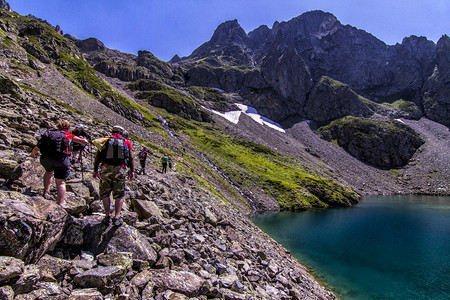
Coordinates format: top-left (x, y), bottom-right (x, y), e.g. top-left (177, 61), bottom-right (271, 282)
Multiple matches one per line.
top-left (0, 256), bottom-right (24, 283)
top-left (68, 288), bottom-right (103, 300)
top-left (96, 252), bottom-right (133, 270)
top-left (147, 269), bottom-right (205, 297)
top-left (73, 266), bottom-right (127, 294)
top-left (0, 285), bottom-right (14, 300)
top-left (131, 199), bottom-right (162, 219)
top-left (105, 225), bottom-right (157, 264)
top-left (0, 192), bottom-right (69, 263)
top-left (37, 254), bottom-right (73, 278)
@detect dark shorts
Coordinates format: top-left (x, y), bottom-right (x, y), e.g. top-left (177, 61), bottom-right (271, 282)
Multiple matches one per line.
top-left (72, 144), bottom-right (86, 152)
top-left (40, 155), bottom-right (70, 180)
top-left (99, 164), bottom-right (127, 199)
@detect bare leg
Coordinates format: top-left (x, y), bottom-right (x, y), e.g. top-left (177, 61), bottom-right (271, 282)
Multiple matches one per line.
top-left (43, 171), bottom-right (53, 194)
top-left (114, 198), bottom-right (124, 218)
top-left (102, 197), bottom-right (111, 217)
top-left (54, 178), bottom-right (66, 205)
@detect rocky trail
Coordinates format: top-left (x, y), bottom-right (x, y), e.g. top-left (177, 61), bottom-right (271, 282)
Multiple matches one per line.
top-left (0, 86), bottom-right (335, 299)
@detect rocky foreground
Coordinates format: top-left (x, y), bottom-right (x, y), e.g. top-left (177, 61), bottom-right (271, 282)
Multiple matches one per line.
top-left (0, 89), bottom-right (334, 299)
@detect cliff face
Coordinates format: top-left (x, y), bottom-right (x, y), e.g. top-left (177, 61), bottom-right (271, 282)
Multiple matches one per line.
top-left (423, 35), bottom-right (450, 126)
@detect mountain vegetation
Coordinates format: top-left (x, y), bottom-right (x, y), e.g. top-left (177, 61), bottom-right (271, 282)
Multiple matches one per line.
top-left (0, 1), bottom-right (448, 298)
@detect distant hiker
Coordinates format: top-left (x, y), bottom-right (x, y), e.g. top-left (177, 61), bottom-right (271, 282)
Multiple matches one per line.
top-left (71, 124), bottom-right (91, 164)
top-left (93, 125), bottom-right (134, 226)
top-left (161, 154), bottom-right (168, 174)
top-left (137, 147), bottom-right (149, 175)
top-left (29, 121), bottom-right (88, 205)
top-left (168, 156), bottom-right (173, 170)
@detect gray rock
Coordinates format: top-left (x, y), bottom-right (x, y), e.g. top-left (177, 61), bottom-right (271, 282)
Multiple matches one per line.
top-left (68, 288), bottom-right (103, 300)
top-left (105, 225), bottom-right (157, 264)
top-left (73, 266), bottom-right (127, 293)
top-left (148, 269), bottom-right (205, 297)
top-left (0, 159), bottom-right (22, 181)
top-left (0, 192), bottom-right (68, 263)
top-left (0, 285), bottom-right (14, 300)
top-left (37, 254), bottom-right (73, 278)
top-left (131, 199), bottom-right (162, 219)
top-left (0, 256), bottom-right (24, 283)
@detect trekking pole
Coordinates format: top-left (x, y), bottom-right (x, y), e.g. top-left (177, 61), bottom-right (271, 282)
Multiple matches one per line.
top-left (80, 148), bottom-right (85, 182)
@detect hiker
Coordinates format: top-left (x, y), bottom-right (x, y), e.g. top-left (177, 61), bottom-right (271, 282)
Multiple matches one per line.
top-left (161, 154), bottom-right (169, 174)
top-left (168, 156), bottom-right (173, 170)
top-left (71, 124), bottom-right (91, 164)
top-left (137, 147), bottom-right (149, 175)
top-left (29, 121), bottom-right (88, 205)
top-left (92, 125), bottom-right (134, 226)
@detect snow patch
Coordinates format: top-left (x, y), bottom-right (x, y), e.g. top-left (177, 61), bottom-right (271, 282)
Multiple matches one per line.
top-left (210, 104), bottom-right (285, 133)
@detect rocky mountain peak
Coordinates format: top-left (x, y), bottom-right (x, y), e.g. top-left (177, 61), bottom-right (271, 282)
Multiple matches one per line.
top-left (436, 34), bottom-right (450, 79)
top-left (73, 37), bottom-right (106, 52)
top-left (0, 0), bottom-right (11, 11)
top-left (279, 10), bottom-right (340, 39)
top-left (209, 19), bottom-right (251, 46)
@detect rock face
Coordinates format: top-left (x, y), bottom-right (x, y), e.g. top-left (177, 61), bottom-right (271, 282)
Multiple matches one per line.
top-left (317, 117), bottom-right (425, 168)
top-left (423, 35), bottom-right (450, 126)
top-left (0, 0), bottom-right (11, 11)
top-left (304, 76), bottom-right (373, 123)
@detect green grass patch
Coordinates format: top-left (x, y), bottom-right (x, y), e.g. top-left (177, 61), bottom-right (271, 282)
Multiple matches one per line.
top-left (183, 126), bottom-right (360, 210)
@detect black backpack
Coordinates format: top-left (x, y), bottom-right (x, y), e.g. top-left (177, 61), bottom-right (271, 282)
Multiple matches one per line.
top-left (37, 130), bottom-right (70, 157)
top-left (100, 137), bottom-right (130, 166)
top-left (138, 150), bottom-right (147, 160)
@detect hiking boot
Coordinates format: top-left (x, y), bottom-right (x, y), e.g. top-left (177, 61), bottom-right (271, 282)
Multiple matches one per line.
top-left (112, 217), bottom-right (123, 226)
top-left (101, 216), bottom-right (111, 224)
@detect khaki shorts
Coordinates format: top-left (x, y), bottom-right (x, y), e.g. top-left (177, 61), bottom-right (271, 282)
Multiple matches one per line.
top-left (99, 164), bottom-right (127, 199)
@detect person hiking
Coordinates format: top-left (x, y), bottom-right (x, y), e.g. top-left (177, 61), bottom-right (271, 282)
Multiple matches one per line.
top-left (137, 147), bottom-right (149, 175)
top-left (92, 125), bottom-right (134, 226)
top-left (71, 124), bottom-right (91, 164)
top-left (161, 154), bottom-right (168, 174)
top-left (29, 121), bottom-right (88, 205)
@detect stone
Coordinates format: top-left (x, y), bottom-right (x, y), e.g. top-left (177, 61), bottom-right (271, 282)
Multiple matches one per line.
top-left (96, 252), bottom-right (133, 271)
top-left (11, 264), bottom-right (40, 294)
top-left (0, 192), bottom-right (68, 263)
top-left (147, 269), bottom-right (205, 297)
top-left (0, 159), bottom-right (22, 181)
top-left (68, 288), bottom-right (103, 300)
top-left (37, 254), bottom-right (73, 278)
top-left (130, 199), bottom-right (162, 219)
top-left (105, 225), bottom-right (158, 264)
top-left (0, 256), bottom-right (24, 283)
top-left (73, 266), bottom-right (127, 293)
top-left (0, 285), bottom-right (14, 300)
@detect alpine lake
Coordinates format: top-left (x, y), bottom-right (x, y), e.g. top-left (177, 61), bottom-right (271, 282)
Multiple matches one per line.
top-left (251, 195), bottom-right (450, 300)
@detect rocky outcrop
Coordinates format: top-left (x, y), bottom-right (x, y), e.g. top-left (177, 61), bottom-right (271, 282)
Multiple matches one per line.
top-left (258, 31), bottom-right (312, 121)
top-left (423, 35), bottom-right (450, 126)
top-left (317, 117), bottom-right (425, 168)
top-left (0, 0), bottom-right (11, 11)
top-left (188, 19), bottom-right (255, 66)
top-left (304, 76), bottom-right (374, 123)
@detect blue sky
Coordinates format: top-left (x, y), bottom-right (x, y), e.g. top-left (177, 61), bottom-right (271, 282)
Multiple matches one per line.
top-left (8, 0), bottom-right (449, 61)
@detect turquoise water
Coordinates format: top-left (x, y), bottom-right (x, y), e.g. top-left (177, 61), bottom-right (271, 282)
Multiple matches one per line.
top-left (251, 195), bottom-right (450, 300)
